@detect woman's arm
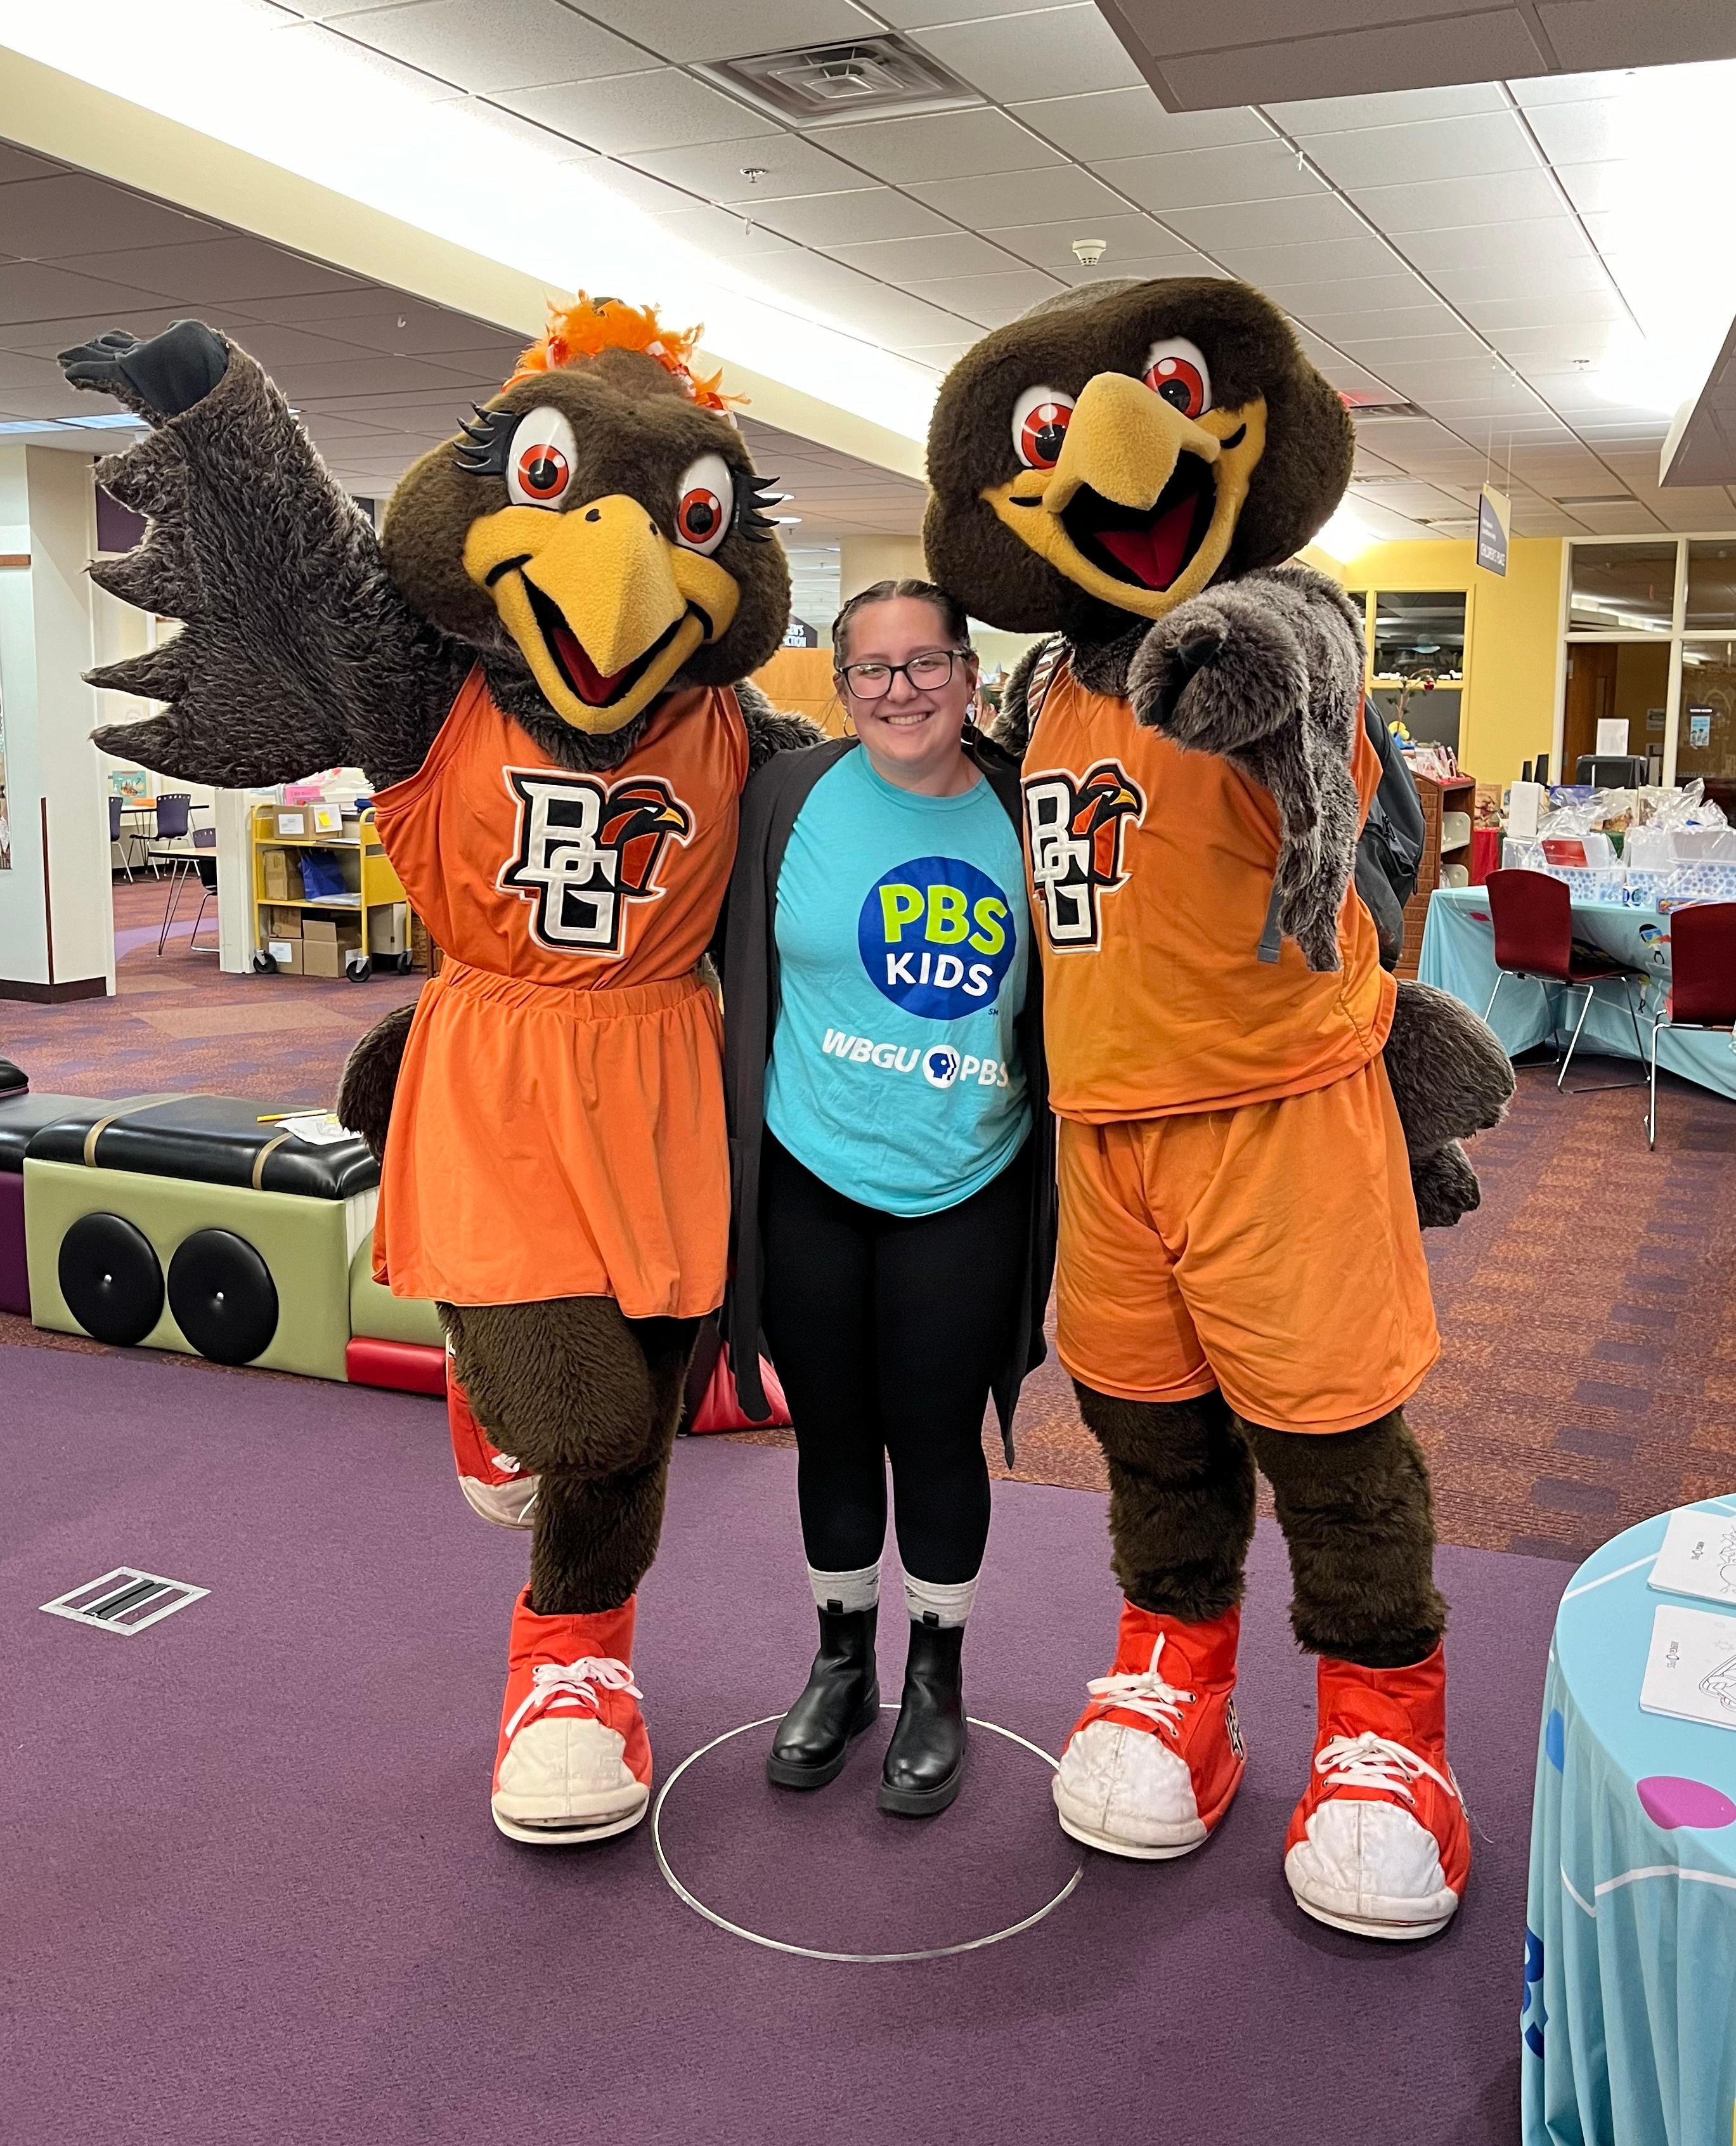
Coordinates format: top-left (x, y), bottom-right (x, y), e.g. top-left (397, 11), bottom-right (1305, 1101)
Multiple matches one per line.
top-left (63, 322), bottom-right (468, 791)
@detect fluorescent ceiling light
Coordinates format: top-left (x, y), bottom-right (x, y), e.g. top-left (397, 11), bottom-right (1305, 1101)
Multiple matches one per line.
top-left (0, 413), bottom-right (146, 433)
top-left (1313, 504), bottom-right (1380, 561)
top-left (0, 0), bottom-right (939, 442)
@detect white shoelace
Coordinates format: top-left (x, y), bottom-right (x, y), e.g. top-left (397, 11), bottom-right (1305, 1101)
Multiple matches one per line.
top-left (1085, 1634), bottom-right (1195, 1738)
top-left (505, 1655), bottom-right (642, 1741)
top-left (1314, 1731), bottom-right (1460, 1809)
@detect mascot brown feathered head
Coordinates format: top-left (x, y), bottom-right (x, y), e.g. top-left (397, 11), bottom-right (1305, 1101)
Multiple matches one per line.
top-left (924, 277), bottom-right (1354, 646)
top-left (385, 296), bottom-right (791, 734)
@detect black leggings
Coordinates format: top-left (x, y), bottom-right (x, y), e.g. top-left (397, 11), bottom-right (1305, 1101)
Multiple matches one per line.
top-left (759, 1129), bottom-right (1030, 1585)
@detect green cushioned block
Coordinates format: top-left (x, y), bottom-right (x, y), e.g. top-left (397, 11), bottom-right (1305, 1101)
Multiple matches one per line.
top-left (349, 1230), bottom-right (443, 1349)
top-left (25, 1160), bottom-right (374, 1381)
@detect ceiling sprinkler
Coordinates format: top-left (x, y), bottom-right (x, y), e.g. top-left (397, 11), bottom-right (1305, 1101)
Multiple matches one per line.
top-left (1072, 237), bottom-right (1107, 268)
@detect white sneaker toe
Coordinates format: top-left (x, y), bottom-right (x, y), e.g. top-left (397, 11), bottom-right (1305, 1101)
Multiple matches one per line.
top-left (492, 1717), bottom-right (647, 1842)
top-left (1053, 1720), bottom-right (1206, 1858)
top-left (1285, 1801), bottom-right (1458, 1939)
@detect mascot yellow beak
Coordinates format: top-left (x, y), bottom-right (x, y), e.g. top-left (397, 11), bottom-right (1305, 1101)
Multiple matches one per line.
top-left (463, 498), bottom-right (740, 733)
top-left (983, 374), bottom-right (1266, 621)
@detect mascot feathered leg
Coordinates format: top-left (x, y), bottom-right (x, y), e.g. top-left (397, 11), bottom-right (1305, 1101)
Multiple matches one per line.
top-left (65, 302), bottom-right (815, 1847)
top-left (925, 277), bottom-right (1513, 1939)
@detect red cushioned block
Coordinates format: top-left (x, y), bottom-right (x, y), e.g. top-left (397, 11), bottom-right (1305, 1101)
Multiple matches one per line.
top-left (346, 1336), bottom-right (447, 1396)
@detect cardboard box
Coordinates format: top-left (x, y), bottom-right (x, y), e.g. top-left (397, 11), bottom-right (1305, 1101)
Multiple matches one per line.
top-left (267, 938), bottom-right (304, 975)
top-left (308, 802), bottom-right (342, 835)
top-left (262, 906), bottom-right (302, 939)
top-left (367, 903), bottom-right (408, 957)
top-left (275, 809), bottom-right (308, 838)
top-left (303, 915), bottom-right (339, 944)
top-left (301, 935), bottom-right (344, 978)
top-left (261, 849), bottom-right (303, 902)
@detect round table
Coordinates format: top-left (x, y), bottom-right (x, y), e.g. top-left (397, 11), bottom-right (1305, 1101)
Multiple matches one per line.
top-left (1524, 1500), bottom-right (1736, 2145)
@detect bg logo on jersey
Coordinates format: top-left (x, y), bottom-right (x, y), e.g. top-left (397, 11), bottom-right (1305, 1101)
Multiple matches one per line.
top-left (498, 768), bottom-right (691, 954)
top-left (857, 854), bottom-right (1016, 1019)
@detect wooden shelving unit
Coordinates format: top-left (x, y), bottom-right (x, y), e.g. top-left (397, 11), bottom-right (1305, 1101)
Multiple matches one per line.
top-left (1398, 770), bottom-right (1477, 979)
top-left (249, 804), bottom-right (409, 982)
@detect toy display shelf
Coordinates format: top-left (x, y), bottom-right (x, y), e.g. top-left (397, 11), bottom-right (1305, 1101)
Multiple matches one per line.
top-left (250, 803), bottom-right (410, 983)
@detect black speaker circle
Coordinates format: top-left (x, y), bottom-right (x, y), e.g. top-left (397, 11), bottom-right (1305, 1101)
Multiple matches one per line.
top-left (167, 1229), bottom-right (279, 1365)
top-left (58, 1213), bottom-right (164, 1346)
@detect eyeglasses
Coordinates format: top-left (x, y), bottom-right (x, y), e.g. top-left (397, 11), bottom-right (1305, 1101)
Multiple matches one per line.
top-left (836, 649), bottom-right (969, 701)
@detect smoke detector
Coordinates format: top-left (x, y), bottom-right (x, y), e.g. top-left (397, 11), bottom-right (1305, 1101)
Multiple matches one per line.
top-left (1072, 238), bottom-right (1107, 268)
top-left (697, 36), bottom-right (981, 127)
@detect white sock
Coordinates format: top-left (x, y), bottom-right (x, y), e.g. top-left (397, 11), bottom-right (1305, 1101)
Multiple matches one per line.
top-left (808, 1560), bottom-right (880, 1615)
top-left (904, 1571), bottom-right (979, 1630)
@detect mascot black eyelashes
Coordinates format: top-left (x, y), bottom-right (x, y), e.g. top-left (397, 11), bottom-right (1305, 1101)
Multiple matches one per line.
top-left (926, 276), bottom-right (1513, 1940)
top-left (62, 297), bottom-right (814, 1849)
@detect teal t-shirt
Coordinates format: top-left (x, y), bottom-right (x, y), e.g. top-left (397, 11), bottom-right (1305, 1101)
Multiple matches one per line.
top-left (765, 746), bottom-right (1031, 1217)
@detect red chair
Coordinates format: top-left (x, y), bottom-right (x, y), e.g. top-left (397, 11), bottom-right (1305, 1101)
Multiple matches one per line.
top-left (1649, 901), bottom-right (1736, 1147)
top-left (1483, 869), bottom-right (1647, 1091)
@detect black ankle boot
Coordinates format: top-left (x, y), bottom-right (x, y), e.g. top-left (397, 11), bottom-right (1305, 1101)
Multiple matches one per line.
top-left (767, 1606), bottom-right (880, 1789)
top-left (878, 1619), bottom-right (966, 1816)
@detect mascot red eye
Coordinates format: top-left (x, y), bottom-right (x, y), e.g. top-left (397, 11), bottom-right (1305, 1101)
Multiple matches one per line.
top-left (505, 406), bottom-right (578, 509)
top-left (1142, 339), bottom-right (1212, 421)
top-left (672, 452), bottom-right (734, 557)
top-left (1011, 384), bottom-right (1075, 471)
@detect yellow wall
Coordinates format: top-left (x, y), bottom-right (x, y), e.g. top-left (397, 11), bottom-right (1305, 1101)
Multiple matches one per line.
top-left (1325, 536), bottom-right (1565, 785)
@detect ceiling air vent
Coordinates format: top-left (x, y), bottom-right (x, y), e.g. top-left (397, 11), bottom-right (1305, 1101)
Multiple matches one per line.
top-left (697, 37), bottom-right (983, 129)
top-left (1340, 393), bottom-right (1429, 420)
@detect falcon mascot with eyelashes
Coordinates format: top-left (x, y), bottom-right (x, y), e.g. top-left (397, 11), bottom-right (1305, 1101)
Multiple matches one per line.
top-left (62, 296), bottom-right (814, 1849)
top-left (926, 278), bottom-right (1512, 1939)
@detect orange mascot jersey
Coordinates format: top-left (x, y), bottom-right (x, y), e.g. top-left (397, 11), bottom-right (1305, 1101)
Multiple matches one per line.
top-left (1023, 658), bottom-right (1396, 1121)
top-left (370, 666), bottom-right (746, 1315)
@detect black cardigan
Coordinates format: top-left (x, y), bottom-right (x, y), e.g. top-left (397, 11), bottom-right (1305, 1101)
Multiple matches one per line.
top-left (719, 729), bottom-right (1057, 1459)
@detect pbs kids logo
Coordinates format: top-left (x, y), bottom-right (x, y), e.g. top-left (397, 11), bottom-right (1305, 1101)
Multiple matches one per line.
top-left (857, 855), bottom-right (1017, 1021)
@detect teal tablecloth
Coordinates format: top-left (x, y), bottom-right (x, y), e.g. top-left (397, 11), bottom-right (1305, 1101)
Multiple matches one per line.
top-left (1525, 1504), bottom-right (1736, 2145)
top-left (1418, 886), bottom-right (1736, 1103)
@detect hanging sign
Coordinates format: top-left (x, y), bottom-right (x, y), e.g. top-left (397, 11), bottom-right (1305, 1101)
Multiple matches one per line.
top-left (1476, 483), bottom-right (1510, 577)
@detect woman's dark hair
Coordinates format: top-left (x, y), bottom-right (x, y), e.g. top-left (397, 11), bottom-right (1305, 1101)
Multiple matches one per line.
top-left (832, 578), bottom-right (971, 665)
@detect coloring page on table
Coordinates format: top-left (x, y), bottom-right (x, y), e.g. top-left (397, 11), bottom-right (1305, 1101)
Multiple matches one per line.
top-left (1649, 1509), bottom-right (1736, 1608)
top-left (1640, 1604), bottom-right (1736, 1731)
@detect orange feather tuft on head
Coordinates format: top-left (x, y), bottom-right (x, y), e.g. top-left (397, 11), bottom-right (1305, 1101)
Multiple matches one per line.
top-left (503, 292), bottom-right (740, 411)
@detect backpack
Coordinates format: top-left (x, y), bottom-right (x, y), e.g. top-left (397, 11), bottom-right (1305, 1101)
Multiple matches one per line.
top-left (1356, 699), bottom-right (1426, 970)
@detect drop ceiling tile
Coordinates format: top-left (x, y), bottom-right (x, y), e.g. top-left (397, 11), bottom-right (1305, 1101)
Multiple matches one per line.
top-left (0, 175), bottom-right (217, 261)
top-left (1299, 303), bottom-right (1459, 346)
top-left (753, 188), bottom-right (957, 249)
top-left (583, 161), bottom-right (704, 216)
top-left (1265, 84), bottom-right (1508, 134)
top-left (1517, 96), bottom-right (1628, 167)
top-left (1347, 478), bottom-right (1477, 518)
top-left (1215, 235), bottom-right (1400, 287)
top-left (1563, 501), bottom-right (1662, 534)
top-left (1349, 167), bottom-right (1567, 235)
top-left (827, 230), bottom-right (1025, 280)
top-left (1336, 332), bottom-right (1492, 370)
top-left (0, 305), bottom-right (197, 357)
top-left (1551, 160), bottom-right (1631, 217)
top-left (906, 164), bottom-right (1124, 228)
top-left (568, 0), bottom-right (871, 63)
top-left (206, 321), bottom-right (386, 370)
top-left (1542, 0), bottom-right (1736, 70)
top-left (1401, 218), bottom-right (1588, 278)
top-left (64, 238), bottom-right (365, 306)
top-left (1162, 12), bottom-right (1548, 112)
top-left (1430, 253), bottom-right (1613, 308)
top-left (1461, 290), bottom-right (1626, 332)
top-left (1050, 251), bottom-right (1226, 287)
top-left (1263, 272), bottom-right (1437, 318)
top-left (975, 211), bottom-right (1161, 270)
top-left (1301, 112), bottom-right (1541, 190)
top-left (265, 353), bottom-right (488, 400)
top-left (647, 204), bottom-right (805, 261)
top-left (750, 253), bottom-right (976, 343)
top-left (624, 132), bottom-right (866, 204)
top-left (893, 339), bottom-right (975, 372)
top-left (325, 0), bottom-right (647, 93)
top-left (0, 259), bottom-right (198, 325)
top-left (308, 297), bottom-right (523, 356)
top-left (1008, 88), bottom-right (1267, 162)
top-left (1482, 321), bottom-right (1629, 365)
top-left (0, 351), bottom-right (94, 417)
top-left (498, 69), bottom-right (774, 155)
top-left (904, 268), bottom-right (1065, 327)
top-left (0, 143), bottom-right (60, 186)
top-left (909, 6), bottom-right (1144, 102)
top-left (1164, 192), bottom-right (1370, 256)
top-left (1094, 140), bottom-right (1330, 214)
top-left (810, 108), bottom-right (1065, 188)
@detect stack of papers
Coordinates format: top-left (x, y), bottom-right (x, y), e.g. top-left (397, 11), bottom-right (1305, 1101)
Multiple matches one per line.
top-left (1642, 1512), bottom-right (1736, 1731)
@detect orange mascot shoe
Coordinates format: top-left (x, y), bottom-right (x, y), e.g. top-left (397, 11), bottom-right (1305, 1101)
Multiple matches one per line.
top-left (1283, 1645), bottom-right (1468, 1940)
top-left (448, 1358), bottom-right (538, 1530)
top-left (491, 1590), bottom-right (651, 1846)
top-left (1053, 1603), bottom-right (1245, 1858)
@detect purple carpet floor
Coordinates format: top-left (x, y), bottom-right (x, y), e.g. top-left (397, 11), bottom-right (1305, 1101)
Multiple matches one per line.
top-left (1, 1340), bottom-right (1559, 2145)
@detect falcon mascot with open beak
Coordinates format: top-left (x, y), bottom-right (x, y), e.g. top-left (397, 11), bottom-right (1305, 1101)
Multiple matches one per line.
top-left (62, 296), bottom-right (815, 1849)
top-left (926, 277), bottom-right (1512, 1939)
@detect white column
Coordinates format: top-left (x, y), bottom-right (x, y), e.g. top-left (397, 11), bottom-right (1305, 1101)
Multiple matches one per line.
top-left (216, 790), bottom-right (256, 974)
top-left (0, 446), bottom-right (113, 1001)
